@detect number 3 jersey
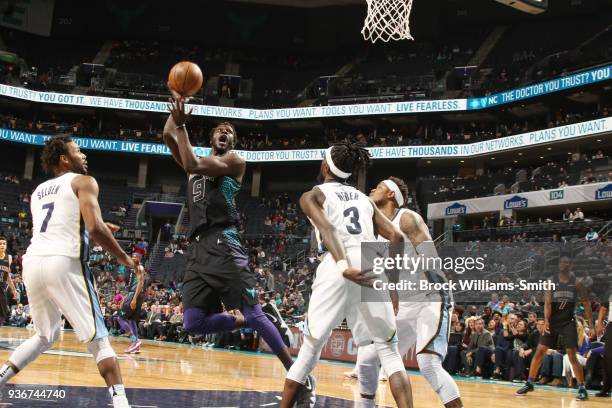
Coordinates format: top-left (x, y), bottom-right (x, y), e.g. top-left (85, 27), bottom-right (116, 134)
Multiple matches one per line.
top-left (313, 182), bottom-right (375, 252)
top-left (26, 172), bottom-right (89, 260)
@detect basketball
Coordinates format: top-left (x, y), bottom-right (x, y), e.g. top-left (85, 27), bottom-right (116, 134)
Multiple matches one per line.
top-left (168, 61), bottom-right (203, 97)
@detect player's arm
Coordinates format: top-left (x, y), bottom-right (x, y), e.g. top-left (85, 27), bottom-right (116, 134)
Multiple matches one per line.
top-left (168, 97), bottom-right (246, 178)
top-left (577, 281), bottom-right (593, 332)
top-left (299, 188), bottom-right (346, 263)
top-left (73, 176), bottom-right (133, 269)
top-left (543, 289), bottom-right (552, 334)
top-left (596, 302), bottom-right (608, 337)
top-left (6, 255), bottom-right (17, 300)
top-left (162, 114), bottom-right (186, 169)
top-left (299, 188), bottom-right (364, 284)
top-left (400, 210), bottom-right (430, 246)
top-left (371, 201), bottom-right (404, 312)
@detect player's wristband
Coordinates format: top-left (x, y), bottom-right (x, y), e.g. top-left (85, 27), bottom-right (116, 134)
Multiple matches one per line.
top-left (336, 259), bottom-right (349, 273)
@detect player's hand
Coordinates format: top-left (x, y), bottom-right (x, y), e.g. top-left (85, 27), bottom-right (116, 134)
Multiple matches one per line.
top-left (543, 320), bottom-right (550, 335)
top-left (167, 82), bottom-right (192, 103)
top-left (596, 322), bottom-right (605, 338)
top-left (342, 267), bottom-right (376, 287)
top-left (168, 96), bottom-right (193, 127)
top-left (105, 222), bottom-right (120, 233)
top-left (130, 299), bottom-right (137, 311)
top-left (117, 253), bottom-right (135, 269)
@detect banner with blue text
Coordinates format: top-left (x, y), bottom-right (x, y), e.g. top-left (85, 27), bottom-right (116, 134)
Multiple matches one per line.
top-left (467, 65), bottom-right (612, 109)
top-left (1, 65), bottom-right (610, 119)
top-left (1, 117), bottom-right (610, 161)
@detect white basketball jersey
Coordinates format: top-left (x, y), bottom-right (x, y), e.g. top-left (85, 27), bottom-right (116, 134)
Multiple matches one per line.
top-left (313, 182), bottom-right (375, 251)
top-left (26, 172), bottom-right (89, 259)
top-left (377, 208), bottom-right (409, 243)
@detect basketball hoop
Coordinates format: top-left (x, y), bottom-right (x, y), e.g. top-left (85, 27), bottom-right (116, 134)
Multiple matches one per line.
top-left (361, 0), bottom-right (414, 43)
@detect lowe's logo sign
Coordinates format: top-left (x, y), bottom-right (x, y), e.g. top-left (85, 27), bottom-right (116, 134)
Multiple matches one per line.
top-left (595, 184), bottom-right (612, 200)
top-left (504, 195), bottom-right (528, 210)
top-left (446, 203), bottom-right (467, 216)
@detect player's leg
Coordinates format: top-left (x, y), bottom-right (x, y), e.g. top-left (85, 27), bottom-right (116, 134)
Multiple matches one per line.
top-left (566, 346), bottom-right (588, 399)
top-left (597, 323), bottom-right (612, 396)
top-left (127, 320), bottom-right (141, 352)
top-left (54, 257), bottom-right (130, 408)
top-left (241, 300), bottom-right (293, 370)
top-left (516, 343), bottom-right (549, 395)
top-left (415, 303), bottom-right (462, 408)
top-left (353, 299), bottom-right (412, 408)
top-left (280, 254), bottom-right (348, 408)
top-left (356, 343), bottom-right (380, 400)
top-left (357, 301), bottom-right (417, 400)
top-left (0, 256), bottom-right (61, 385)
top-left (561, 320), bottom-right (588, 399)
top-left (183, 306), bottom-right (241, 334)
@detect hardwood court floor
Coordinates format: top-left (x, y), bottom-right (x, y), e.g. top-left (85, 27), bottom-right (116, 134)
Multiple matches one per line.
top-left (0, 326), bottom-right (609, 407)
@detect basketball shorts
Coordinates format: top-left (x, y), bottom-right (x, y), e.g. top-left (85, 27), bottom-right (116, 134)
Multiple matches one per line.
top-left (539, 319), bottom-right (578, 349)
top-left (120, 292), bottom-right (143, 321)
top-left (395, 301), bottom-right (452, 358)
top-left (22, 255), bottom-right (108, 343)
top-left (304, 248), bottom-right (397, 346)
top-left (0, 284), bottom-right (10, 320)
top-left (183, 229), bottom-right (258, 313)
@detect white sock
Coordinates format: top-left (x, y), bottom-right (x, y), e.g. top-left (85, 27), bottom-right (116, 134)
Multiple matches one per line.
top-left (109, 384), bottom-right (126, 398)
top-left (358, 397), bottom-right (376, 408)
top-left (0, 364), bottom-right (17, 385)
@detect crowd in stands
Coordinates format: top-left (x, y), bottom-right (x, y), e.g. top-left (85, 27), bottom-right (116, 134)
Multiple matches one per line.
top-left (1, 11), bottom-right (610, 109)
top-left (443, 272), bottom-right (610, 392)
top-left (423, 147), bottom-right (612, 205)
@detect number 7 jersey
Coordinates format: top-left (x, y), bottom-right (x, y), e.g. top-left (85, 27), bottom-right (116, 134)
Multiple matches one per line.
top-left (313, 182), bottom-right (375, 252)
top-left (26, 172), bottom-right (89, 260)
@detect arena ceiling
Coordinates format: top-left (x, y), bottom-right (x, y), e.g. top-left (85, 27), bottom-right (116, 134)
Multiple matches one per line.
top-left (227, 0), bottom-right (363, 7)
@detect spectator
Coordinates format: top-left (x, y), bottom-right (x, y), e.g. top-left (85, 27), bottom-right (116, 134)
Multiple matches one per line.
top-left (509, 319), bottom-right (537, 382)
top-left (17, 209), bottom-right (27, 229)
top-left (162, 220), bottom-right (172, 241)
top-left (8, 304), bottom-right (28, 327)
top-left (461, 318), bottom-right (494, 377)
top-left (585, 228), bottom-right (599, 242)
top-left (574, 208), bottom-right (584, 221)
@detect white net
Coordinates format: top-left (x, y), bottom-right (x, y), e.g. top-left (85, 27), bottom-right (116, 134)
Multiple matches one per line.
top-left (361, 0), bottom-right (414, 43)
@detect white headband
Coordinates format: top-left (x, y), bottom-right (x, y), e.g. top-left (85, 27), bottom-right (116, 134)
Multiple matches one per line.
top-left (325, 147), bottom-right (352, 179)
top-left (382, 179), bottom-right (404, 207)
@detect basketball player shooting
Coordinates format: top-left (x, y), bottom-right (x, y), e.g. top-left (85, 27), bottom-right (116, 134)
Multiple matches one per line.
top-left (0, 135), bottom-right (134, 408)
top-left (162, 93), bottom-right (296, 379)
top-left (279, 143), bottom-right (413, 408)
top-left (352, 177), bottom-right (462, 408)
top-left (516, 254), bottom-right (592, 400)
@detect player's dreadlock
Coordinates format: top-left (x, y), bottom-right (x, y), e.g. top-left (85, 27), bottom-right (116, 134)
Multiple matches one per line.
top-left (388, 176), bottom-right (409, 208)
top-left (330, 141), bottom-right (371, 180)
top-left (41, 134), bottom-right (73, 173)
